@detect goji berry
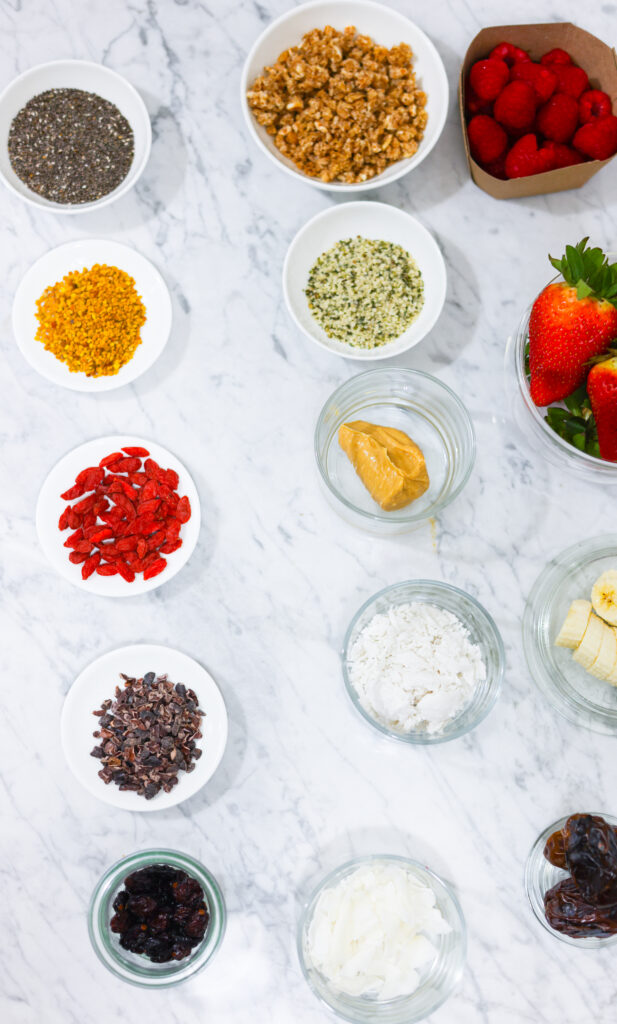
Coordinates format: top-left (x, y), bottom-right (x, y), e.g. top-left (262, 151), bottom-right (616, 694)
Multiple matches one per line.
top-left (147, 529), bottom-right (166, 551)
top-left (113, 456), bottom-right (141, 473)
top-left (119, 479), bottom-right (139, 500)
top-left (111, 493), bottom-right (136, 517)
top-left (99, 452), bottom-right (123, 469)
top-left (117, 536), bottom-right (138, 552)
top-left (164, 468), bottom-right (180, 490)
top-left (129, 472), bottom-right (148, 486)
top-left (144, 458), bottom-right (162, 480)
top-left (137, 498), bottom-right (161, 516)
top-left (63, 528), bottom-right (84, 548)
top-left (92, 498), bottom-right (109, 515)
top-left (90, 527), bottom-right (114, 544)
top-left (142, 551), bottom-right (161, 570)
top-left (143, 557), bottom-right (167, 580)
top-left (100, 545), bottom-right (120, 561)
top-left (160, 538), bottom-right (183, 555)
top-left (131, 558), bottom-right (146, 573)
top-left (73, 493), bottom-right (98, 514)
top-left (116, 562), bottom-right (136, 583)
top-left (81, 551), bottom-right (101, 579)
top-left (100, 509), bottom-right (123, 527)
top-left (58, 507), bottom-right (70, 530)
top-left (68, 509), bottom-right (82, 530)
top-left (136, 538), bottom-right (148, 559)
top-left (74, 539), bottom-right (94, 554)
top-left (96, 564), bottom-right (118, 576)
top-left (166, 520), bottom-right (181, 542)
top-left (121, 446), bottom-right (150, 457)
top-left (69, 550), bottom-right (89, 564)
top-left (76, 466), bottom-right (104, 489)
top-left (82, 511), bottom-right (97, 529)
top-left (141, 479), bottom-right (158, 502)
top-left (60, 483), bottom-right (85, 501)
top-left (176, 496), bottom-right (191, 523)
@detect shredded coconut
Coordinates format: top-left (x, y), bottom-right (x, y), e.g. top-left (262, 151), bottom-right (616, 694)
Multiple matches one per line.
top-left (348, 601), bottom-right (485, 734)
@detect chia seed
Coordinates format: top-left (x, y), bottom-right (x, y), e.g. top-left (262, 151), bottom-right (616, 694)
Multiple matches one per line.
top-left (8, 87), bottom-right (134, 204)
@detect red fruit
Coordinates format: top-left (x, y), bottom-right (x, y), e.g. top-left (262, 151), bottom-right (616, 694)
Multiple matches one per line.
top-left (579, 89), bottom-right (612, 124)
top-left (543, 141), bottom-right (584, 169)
top-left (541, 48), bottom-right (572, 66)
top-left (529, 238), bottom-right (617, 406)
top-left (494, 81), bottom-right (537, 134)
top-left (465, 85), bottom-right (492, 117)
top-left (490, 42), bottom-right (530, 67)
top-left (549, 64), bottom-right (589, 99)
top-left (505, 134), bottom-right (554, 178)
top-left (81, 551), bottom-right (101, 580)
top-left (468, 115), bottom-right (507, 164)
top-left (536, 93), bottom-right (579, 143)
top-left (573, 116), bottom-right (617, 160)
top-left (469, 58), bottom-right (509, 101)
top-left (121, 446), bottom-right (150, 457)
top-left (96, 564), bottom-right (118, 576)
top-left (116, 562), bottom-right (136, 583)
top-left (588, 357), bottom-right (617, 461)
top-left (483, 153), bottom-right (507, 179)
top-left (143, 558), bottom-right (167, 581)
top-left (510, 61), bottom-right (557, 104)
top-left (176, 496), bottom-right (191, 524)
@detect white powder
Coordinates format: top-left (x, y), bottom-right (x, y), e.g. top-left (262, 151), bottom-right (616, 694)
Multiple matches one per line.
top-left (348, 601), bottom-right (486, 734)
top-left (307, 861), bottom-right (450, 999)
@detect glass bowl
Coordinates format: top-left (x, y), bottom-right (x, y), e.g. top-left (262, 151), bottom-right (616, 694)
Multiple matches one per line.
top-left (314, 369), bottom-right (475, 534)
top-left (297, 854), bottom-right (466, 1023)
top-left (342, 580), bottom-right (504, 744)
top-left (523, 535), bottom-right (617, 735)
top-left (505, 300), bottom-right (617, 483)
top-left (525, 813), bottom-right (617, 948)
top-left (88, 849), bottom-right (226, 987)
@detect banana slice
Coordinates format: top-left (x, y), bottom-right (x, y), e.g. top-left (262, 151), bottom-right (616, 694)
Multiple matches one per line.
top-left (607, 655), bottom-right (617, 687)
top-left (555, 599), bottom-right (593, 649)
top-left (591, 570), bottom-right (617, 626)
top-left (589, 624), bottom-right (617, 680)
top-left (573, 613), bottom-right (607, 670)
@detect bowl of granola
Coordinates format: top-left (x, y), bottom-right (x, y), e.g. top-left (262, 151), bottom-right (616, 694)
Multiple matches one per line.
top-left (241, 0), bottom-right (448, 191)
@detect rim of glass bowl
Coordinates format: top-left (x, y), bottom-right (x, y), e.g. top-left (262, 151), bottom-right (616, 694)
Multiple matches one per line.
top-left (342, 580), bottom-right (505, 744)
top-left (297, 854), bottom-right (467, 1024)
top-left (314, 369), bottom-right (476, 527)
top-left (509, 298), bottom-right (617, 479)
top-left (522, 535), bottom-right (617, 736)
top-left (525, 812), bottom-right (617, 948)
top-left (88, 848), bottom-right (226, 987)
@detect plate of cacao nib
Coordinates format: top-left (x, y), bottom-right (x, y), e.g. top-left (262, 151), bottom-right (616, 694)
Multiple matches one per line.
top-left (61, 644), bottom-right (228, 810)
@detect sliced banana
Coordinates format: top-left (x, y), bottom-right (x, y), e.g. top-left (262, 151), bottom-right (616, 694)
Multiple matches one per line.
top-left (589, 625), bottom-right (617, 680)
top-left (573, 613), bottom-right (607, 671)
top-left (555, 599), bottom-right (593, 649)
top-left (607, 657), bottom-right (617, 687)
top-left (591, 570), bottom-right (617, 626)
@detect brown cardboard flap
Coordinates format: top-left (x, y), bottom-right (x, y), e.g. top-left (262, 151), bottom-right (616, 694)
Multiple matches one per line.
top-left (459, 23), bottom-right (617, 198)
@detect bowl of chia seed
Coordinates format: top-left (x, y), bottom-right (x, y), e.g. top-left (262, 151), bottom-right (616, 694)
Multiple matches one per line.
top-left (0, 59), bottom-right (151, 212)
top-left (283, 201), bottom-right (447, 360)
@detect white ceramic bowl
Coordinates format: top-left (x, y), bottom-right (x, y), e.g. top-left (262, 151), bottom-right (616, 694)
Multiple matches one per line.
top-left (13, 239), bottom-right (172, 392)
top-left (61, 644), bottom-right (228, 811)
top-left (284, 202), bottom-right (446, 359)
top-left (241, 0), bottom-right (448, 192)
top-left (36, 435), bottom-right (200, 596)
top-left (0, 59), bottom-right (151, 212)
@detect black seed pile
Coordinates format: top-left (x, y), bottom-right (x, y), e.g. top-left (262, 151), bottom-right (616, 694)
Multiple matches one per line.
top-left (8, 87), bottom-right (134, 204)
top-left (111, 865), bottom-right (210, 963)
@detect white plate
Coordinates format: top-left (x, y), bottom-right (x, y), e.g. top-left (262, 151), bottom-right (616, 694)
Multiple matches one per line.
top-left (283, 202), bottom-right (446, 359)
top-left (61, 645), bottom-right (228, 811)
top-left (240, 0), bottom-right (448, 192)
top-left (13, 239), bottom-right (172, 392)
top-left (36, 435), bottom-right (200, 596)
top-left (0, 59), bottom-right (151, 213)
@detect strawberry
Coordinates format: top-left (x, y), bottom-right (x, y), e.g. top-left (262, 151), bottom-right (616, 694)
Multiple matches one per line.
top-left (465, 85), bottom-right (492, 117)
top-left (467, 114), bottom-right (507, 163)
top-left (536, 93), bottom-right (579, 143)
top-left (540, 48), bottom-right (572, 66)
top-left (510, 61), bottom-right (557, 103)
top-left (573, 115), bottom-right (617, 160)
top-left (548, 64), bottom-right (589, 99)
top-left (587, 357), bottom-right (617, 461)
top-left (578, 89), bottom-right (612, 124)
top-left (529, 238), bottom-right (617, 406)
top-left (490, 42), bottom-right (530, 67)
top-left (494, 81), bottom-right (537, 134)
top-left (505, 134), bottom-right (554, 178)
top-left (543, 141), bottom-right (584, 168)
top-left (469, 58), bottom-right (509, 101)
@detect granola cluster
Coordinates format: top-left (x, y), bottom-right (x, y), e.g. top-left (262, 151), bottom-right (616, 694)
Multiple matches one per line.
top-left (246, 25), bottom-right (428, 184)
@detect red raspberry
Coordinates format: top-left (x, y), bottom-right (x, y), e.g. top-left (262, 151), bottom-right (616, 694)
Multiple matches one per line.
top-left (536, 93), bottom-right (579, 143)
top-left (467, 115), bottom-right (508, 164)
top-left (483, 153), bottom-right (507, 179)
top-left (509, 61), bottom-right (557, 104)
top-left (494, 81), bottom-right (537, 134)
top-left (578, 89), bottom-right (613, 124)
top-left (465, 86), bottom-right (492, 117)
top-left (490, 42), bottom-right (530, 67)
top-left (505, 134), bottom-right (555, 178)
top-left (573, 115), bottom-right (617, 160)
top-left (469, 58), bottom-right (509, 101)
top-left (540, 48), bottom-right (572, 66)
top-left (548, 64), bottom-right (589, 99)
top-left (543, 141), bottom-right (584, 168)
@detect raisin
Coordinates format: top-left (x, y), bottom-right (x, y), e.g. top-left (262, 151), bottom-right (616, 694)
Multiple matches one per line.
top-left (122, 446), bottom-right (150, 457)
top-left (127, 895), bottom-right (157, 918)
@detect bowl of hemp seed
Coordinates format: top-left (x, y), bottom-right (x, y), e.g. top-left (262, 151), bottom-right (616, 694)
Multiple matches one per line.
top-left (0, 59), bottom-right (151, 212)
top-left (283, 201), bottom-right (447, 360)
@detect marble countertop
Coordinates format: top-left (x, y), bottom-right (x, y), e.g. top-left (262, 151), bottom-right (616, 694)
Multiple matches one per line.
top-left (2, 1), bottom-right (617, 1022)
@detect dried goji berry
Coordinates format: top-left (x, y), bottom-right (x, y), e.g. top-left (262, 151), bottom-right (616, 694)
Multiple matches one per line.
top-left (63, 528), bottom-right (84, 548)
top-left (58, 507), bottom-right (71, 530)
top-left (164, 468), bottom-right (180, 490)
top-left (69, 550), bottom-right (89, 564)
top-left (99, 452), bottom-right (123, 469)
top-left (160, 538), bottom-right (183, 555)
top-left (144, 458), bottom-right (162, 480)
top-left (176, 496), bottom-right (191, 523)
top-left (76, 466), bottom-right (104, 489)
top-left (113, 456), bottom-right (141, 473)
top-left (90, 527), bottom-right (114, 544)
top-left (60, 483), bottom-right (85, 501)
top-left (68, 509), bottom-right (82, 530)
top-left (73, 493), bottom-right (98, 514)
top-left (141, 479), bottom-right (158, 502)
top-left (129, 472), bottom-right (148, 486)
top-left (117, 562), bottom-right (136, 583)
top-left (116, 536), bottom-right (138, 552)
top-left (131, 558), bottom-right (146, 573)
top-left (115, 519), bottom-right (133, 538)
top-left (100, 509), bottom-right (123, 527)
top-left (82, 511), bottom-right (97, 529)
top-left (121, 446), bottom-right (150, 457)
top-left (81, 551), bottom-right (101, 579)
top-left (136, 538), bottom-right (148, 559)
top-left (96, 564), bottom-right (118, 576)
top-left (118, 479), bottom-right (139, 500)
top-left (74, 539), bottom-right (94, 554)
top-left (142, 551), bottom-right (161, 570)
top-left (166, 520), bottom-right (182, 542)
top-left (92, 498), bottom-right (109, 515)
top-left (143, 557), bottom-right (167, 580)
top-left (110, 493), bottom-right (136, 517)
top-left (137, 498), bottom-right (161, 516)
top-left (147, 529), bottom-right (166, 551)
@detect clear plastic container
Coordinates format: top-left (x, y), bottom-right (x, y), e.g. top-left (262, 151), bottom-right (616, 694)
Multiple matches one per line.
top-left (314, 369), bottom-right (475, 534)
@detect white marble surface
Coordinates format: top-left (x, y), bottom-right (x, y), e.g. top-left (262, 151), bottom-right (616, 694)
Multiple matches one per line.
top-left (1, 1), bottom-right (617, 1021)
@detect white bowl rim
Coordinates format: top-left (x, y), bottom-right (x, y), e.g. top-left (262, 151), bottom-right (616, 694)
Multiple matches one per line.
top-left (240, 0), bottom-right (449, 192)
top-left (283, 200), bottom-right (447, 359)
top-left (0, 58), bottom-right (152, 213)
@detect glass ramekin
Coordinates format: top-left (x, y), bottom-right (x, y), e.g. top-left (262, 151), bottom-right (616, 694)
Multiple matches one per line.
top-left (342, 580), bottom-right (504, 744)
top-left (88, 849), bottom-right (226, 987)
top-left (504, 299), bottom-right (617, 483)
top-left (297, 854), bottom-right (466, 1024)
top-left (314, 369), bottom-right (475, 534)
top-left (523, 535), bottom-right (617, 735)
top-left (525, 813), bottom-right (617, 948)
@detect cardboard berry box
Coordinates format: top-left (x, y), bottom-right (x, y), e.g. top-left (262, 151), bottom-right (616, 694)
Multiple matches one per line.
top-left (459, 22), bottom-right (617, 198)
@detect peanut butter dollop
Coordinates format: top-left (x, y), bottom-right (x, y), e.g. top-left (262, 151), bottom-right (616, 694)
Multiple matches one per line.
top-left (338, 421), bottom-right (429, 511)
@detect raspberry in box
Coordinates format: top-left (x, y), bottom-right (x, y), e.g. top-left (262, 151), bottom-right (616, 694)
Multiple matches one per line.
top-left (459, 22), bottom-right (617, 198)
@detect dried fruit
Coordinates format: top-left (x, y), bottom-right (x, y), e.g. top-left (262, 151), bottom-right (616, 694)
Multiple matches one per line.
top-left (543, 814), bottom-right (617, 937)
top-left (111, 864), bottom-right (209, 962)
